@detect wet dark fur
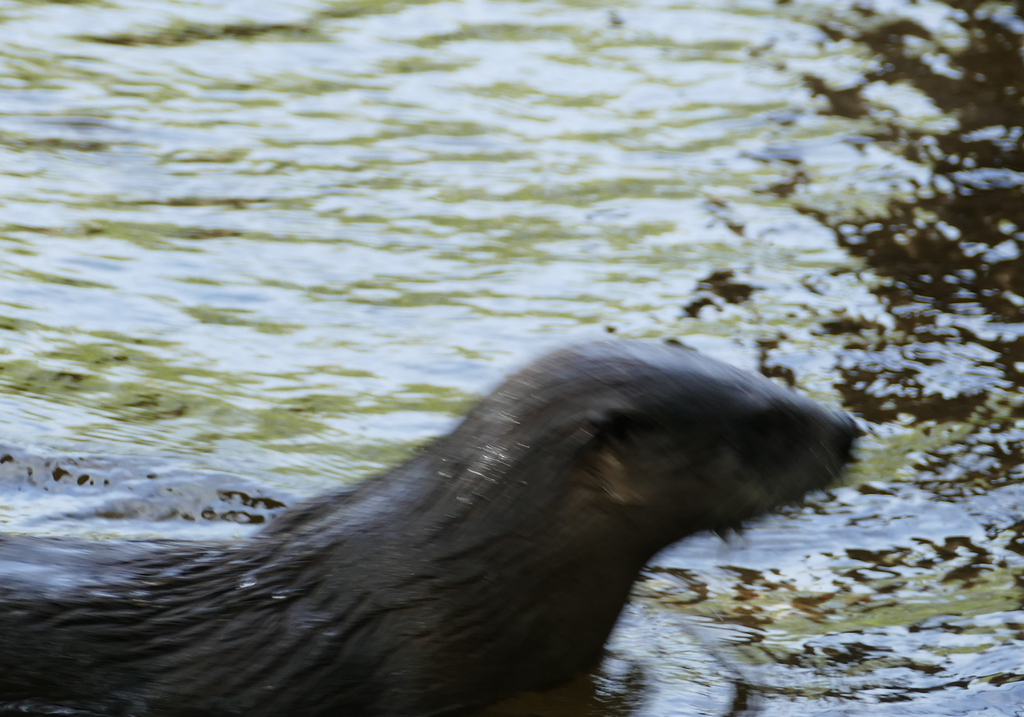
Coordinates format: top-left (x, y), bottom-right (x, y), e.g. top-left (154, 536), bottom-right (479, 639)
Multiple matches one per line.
top-left (0, 341), bottom-right (855, 717)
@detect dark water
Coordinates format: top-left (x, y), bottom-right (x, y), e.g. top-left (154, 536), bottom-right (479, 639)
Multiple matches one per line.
top-left (1, 0), bottom-right (1023, 714)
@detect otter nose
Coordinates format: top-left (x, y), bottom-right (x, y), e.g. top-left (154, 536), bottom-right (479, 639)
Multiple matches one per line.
top-left (831, 411), bottom-right (858, 465)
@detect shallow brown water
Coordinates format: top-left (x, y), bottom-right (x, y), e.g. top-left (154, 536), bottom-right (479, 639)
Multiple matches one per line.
top-left (0, 0), bottom-right (1023, 714)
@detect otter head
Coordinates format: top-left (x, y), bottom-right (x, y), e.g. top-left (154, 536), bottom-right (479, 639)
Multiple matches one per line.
top-left (436, 340), bottom-right (855, 562)
top-left (569, 344), bottom-right (855, 544)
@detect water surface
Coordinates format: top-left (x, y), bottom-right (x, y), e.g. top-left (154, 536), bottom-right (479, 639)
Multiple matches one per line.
top-left (1, 0), bottom-right (1023, 714)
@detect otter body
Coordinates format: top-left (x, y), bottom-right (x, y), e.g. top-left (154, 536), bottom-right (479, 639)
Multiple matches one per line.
top-left (0, 341), bottom-right (855, 717)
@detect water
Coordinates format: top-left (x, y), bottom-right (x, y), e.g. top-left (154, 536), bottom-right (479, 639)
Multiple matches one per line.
top-left (1, 0), bottom-right (1022, 714)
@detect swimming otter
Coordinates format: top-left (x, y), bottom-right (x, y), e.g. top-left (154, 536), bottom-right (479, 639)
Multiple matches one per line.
top-left (0, 340), bottom-right (854, 717)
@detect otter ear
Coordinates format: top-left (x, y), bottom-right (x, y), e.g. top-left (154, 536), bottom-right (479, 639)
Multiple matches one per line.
top-left (577, 410), bottom-right (644, 505)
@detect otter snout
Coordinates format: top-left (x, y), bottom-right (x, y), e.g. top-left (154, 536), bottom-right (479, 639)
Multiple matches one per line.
top-left (830, 410), bottom-right (858, 467)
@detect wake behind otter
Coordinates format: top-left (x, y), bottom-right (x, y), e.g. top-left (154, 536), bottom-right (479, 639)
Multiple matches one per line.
top-left (0, 341), bottom-right (855, 717)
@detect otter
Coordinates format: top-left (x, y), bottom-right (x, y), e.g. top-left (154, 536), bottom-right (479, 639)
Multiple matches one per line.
top-left (0, 340), bottom-right (855, 717)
